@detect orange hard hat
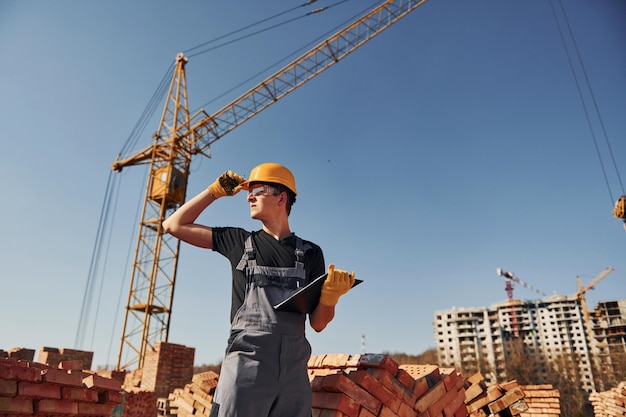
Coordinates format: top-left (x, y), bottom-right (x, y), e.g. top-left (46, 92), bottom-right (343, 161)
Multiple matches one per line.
top-left (242, 162), bottom-right (297, 195)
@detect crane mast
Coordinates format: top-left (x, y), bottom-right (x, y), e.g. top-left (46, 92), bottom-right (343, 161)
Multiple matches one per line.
top-left (112, 0), bottom-right (428, 370)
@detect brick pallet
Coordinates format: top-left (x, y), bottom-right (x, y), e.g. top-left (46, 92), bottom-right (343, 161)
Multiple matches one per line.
top-left (308, 353), bottom-right (467, 417)
top-left (518, 385), bottom-right (560, 417)
top-left (463, 373), bottom-right (529, 417)
top-left (0, 357), bottom-right (122, 417)
top-left (589, 381), bottom-right (626, 417)
top-left (463, 372), bottom-right (560, 417)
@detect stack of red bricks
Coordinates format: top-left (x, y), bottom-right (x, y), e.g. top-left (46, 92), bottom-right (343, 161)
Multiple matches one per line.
top-left (162, 371), bottom-right (220, 417)
top-left (463, 373), bottom-right (529, 416)
top-left (35, 348), bottom-right (93, 371)
top-left (589, 381), bottom-right (626, 417)
top-left (120, 387), bottom-right (157, 417)
top-left (517, 385), bottom-right (560, 417)
top-left (141, 342), bottom-right (195, 399)
top-left (0, 357), bottom-right (122, 417)
top-left (307, 353), bottom-right (467, 417)
top-left (120, 341), bottom-right (195, 417)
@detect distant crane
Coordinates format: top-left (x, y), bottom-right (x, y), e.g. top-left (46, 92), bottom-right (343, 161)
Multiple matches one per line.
top-left (575, 267), bottom-right (614, 388)
top-left (496, 268), bottom-right (546, 338)
top-left (576, 267), bottom-right (614, 338)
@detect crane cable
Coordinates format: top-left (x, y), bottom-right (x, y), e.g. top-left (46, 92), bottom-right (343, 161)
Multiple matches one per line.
top-left (549, 0), bottom-right (625, 207)
top-left (114, 0), bottom-right (351, 159)
top-left (74, 171), bottom-right (120, 349)
top-left (185, 0), bottom-right (326, 58)
top-left (190, 0), bottom-right (374, 113)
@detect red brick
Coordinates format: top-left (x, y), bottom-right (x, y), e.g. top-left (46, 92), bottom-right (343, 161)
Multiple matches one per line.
top-left (466, 372), bottom-right (484, 386)
top-left (98, 389), bottom-right (123, 404)
top-left (82, 374), bottom-right (121, 391)
top-left (0, 364), bottom-right (42, 383)
top-left (35, 398), bottom-right (79, 415)
top-left (397, 401), bottom-right (418, 417)
top-left (399, 365), bottom-right (440, 388)
top-left (367, 368), bottom-right (416, 406)
top-left (18, 381), bottom-right (61, 399)
top-left (60, 386), bottom-right (99, 402)
top-left (427, 379), bottom-right (464, 417)
top-left (0, 379), bottom-right (17, 398)
top-left (454, 405), bottom-right (469, 417)
top-left (487, 387), bottom-right (524, 414)
top-left (442, 387), bottom-right (466, 417)
top-left (359, 407), bottom-right (378, 417)
top-left (58, 360), bottom-right (84, 370)
top-left (77, 402), bottom-right (116, 416)
top-left (464, 383), bottom-right (484, 403)
top-left (43, 368), bottom-right (83, 387)
top-left (357, 354), bottom-right (399, 376)
top-left (415, 381), bottom-right (446, 414)
top-left (413, 377), bottom-right (429, 399)
top-left (379, 405), bottom-right (400, 417)
top-left (321, 373), bottom-right (381, 415)
top-left (440, 370), bottom-right (461, 392)
top-left (322, 354), bottom-right (353, 368)
top-left (348, 370), bottom-right (402, 413)
top-left (312, 392), bottom-right (360, 417)
top-left (0, 397), bottom-right (33, 414)
top-left (500, 380), bottom-right (520, 391)
top-left (485, 385), bottom-right (502, 402)
top-left (465, 392), bottom-right (491, 414)
top-left (396, 369), bottom-right (415, 391)
top-left (311, 375), bottom-right (325, 392)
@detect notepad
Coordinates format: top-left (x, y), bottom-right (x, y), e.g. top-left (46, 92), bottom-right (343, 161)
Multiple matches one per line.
top-left (273, 273), bottom-right (363, 313)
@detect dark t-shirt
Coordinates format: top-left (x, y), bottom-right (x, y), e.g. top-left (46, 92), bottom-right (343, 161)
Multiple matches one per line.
top-left (212, 227), bottom-right (325, 322)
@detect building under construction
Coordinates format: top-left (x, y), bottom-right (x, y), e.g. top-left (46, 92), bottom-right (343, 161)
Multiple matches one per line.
top-left (434, 296), bottom-right (626, 393)
top-left (591, 299), bottom-right (626, 391)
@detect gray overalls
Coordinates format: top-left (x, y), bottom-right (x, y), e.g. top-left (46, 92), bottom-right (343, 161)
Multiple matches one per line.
top-left (209, 234), bottom-right (313, 417)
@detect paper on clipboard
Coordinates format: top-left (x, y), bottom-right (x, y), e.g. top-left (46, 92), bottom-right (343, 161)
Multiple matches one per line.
top-left (273, 273), bottom-right (363, 313)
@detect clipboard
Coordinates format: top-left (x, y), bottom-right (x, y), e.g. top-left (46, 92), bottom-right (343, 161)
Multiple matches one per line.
top-left (273, 273), bottom-right (363, 313)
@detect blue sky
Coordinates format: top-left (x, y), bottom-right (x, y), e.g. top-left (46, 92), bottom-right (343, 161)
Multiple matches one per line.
top-left (1, 0), bottom-right (624, 369)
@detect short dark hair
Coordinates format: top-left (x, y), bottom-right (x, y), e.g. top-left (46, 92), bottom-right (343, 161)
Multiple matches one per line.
top-left (268, 182), bottom-right (296, 215)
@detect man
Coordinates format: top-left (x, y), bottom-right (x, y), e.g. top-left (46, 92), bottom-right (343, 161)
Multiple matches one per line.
top-left (162, 162), bottom-right (355, 417)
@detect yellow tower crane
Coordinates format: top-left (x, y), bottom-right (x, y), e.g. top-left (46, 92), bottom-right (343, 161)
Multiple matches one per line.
top-left (575, 267), bottom-right (614, 390)
top-left (576, 267), bottom-right (614, 337)
top-left (110, 0), bottom-right (428, 371)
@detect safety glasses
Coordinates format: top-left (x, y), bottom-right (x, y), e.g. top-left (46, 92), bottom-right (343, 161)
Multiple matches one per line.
top-left (248, 184), bottom-right (280, 197)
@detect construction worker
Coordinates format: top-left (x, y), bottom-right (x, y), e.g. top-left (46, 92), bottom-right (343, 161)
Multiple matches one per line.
top-left (162, 162), bottom-right (355, 417)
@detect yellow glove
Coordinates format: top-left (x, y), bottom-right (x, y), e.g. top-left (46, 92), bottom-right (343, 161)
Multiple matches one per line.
top-left (319, 264), bottom-right (355, 307)
top-left (208, 170), bottom-right (245, 199)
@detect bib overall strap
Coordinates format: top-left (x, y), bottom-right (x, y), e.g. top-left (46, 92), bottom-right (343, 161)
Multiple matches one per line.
top-left (235, 233), bottom-right (255, 272)
top-left (235, 234), bottom-right (309, 288)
